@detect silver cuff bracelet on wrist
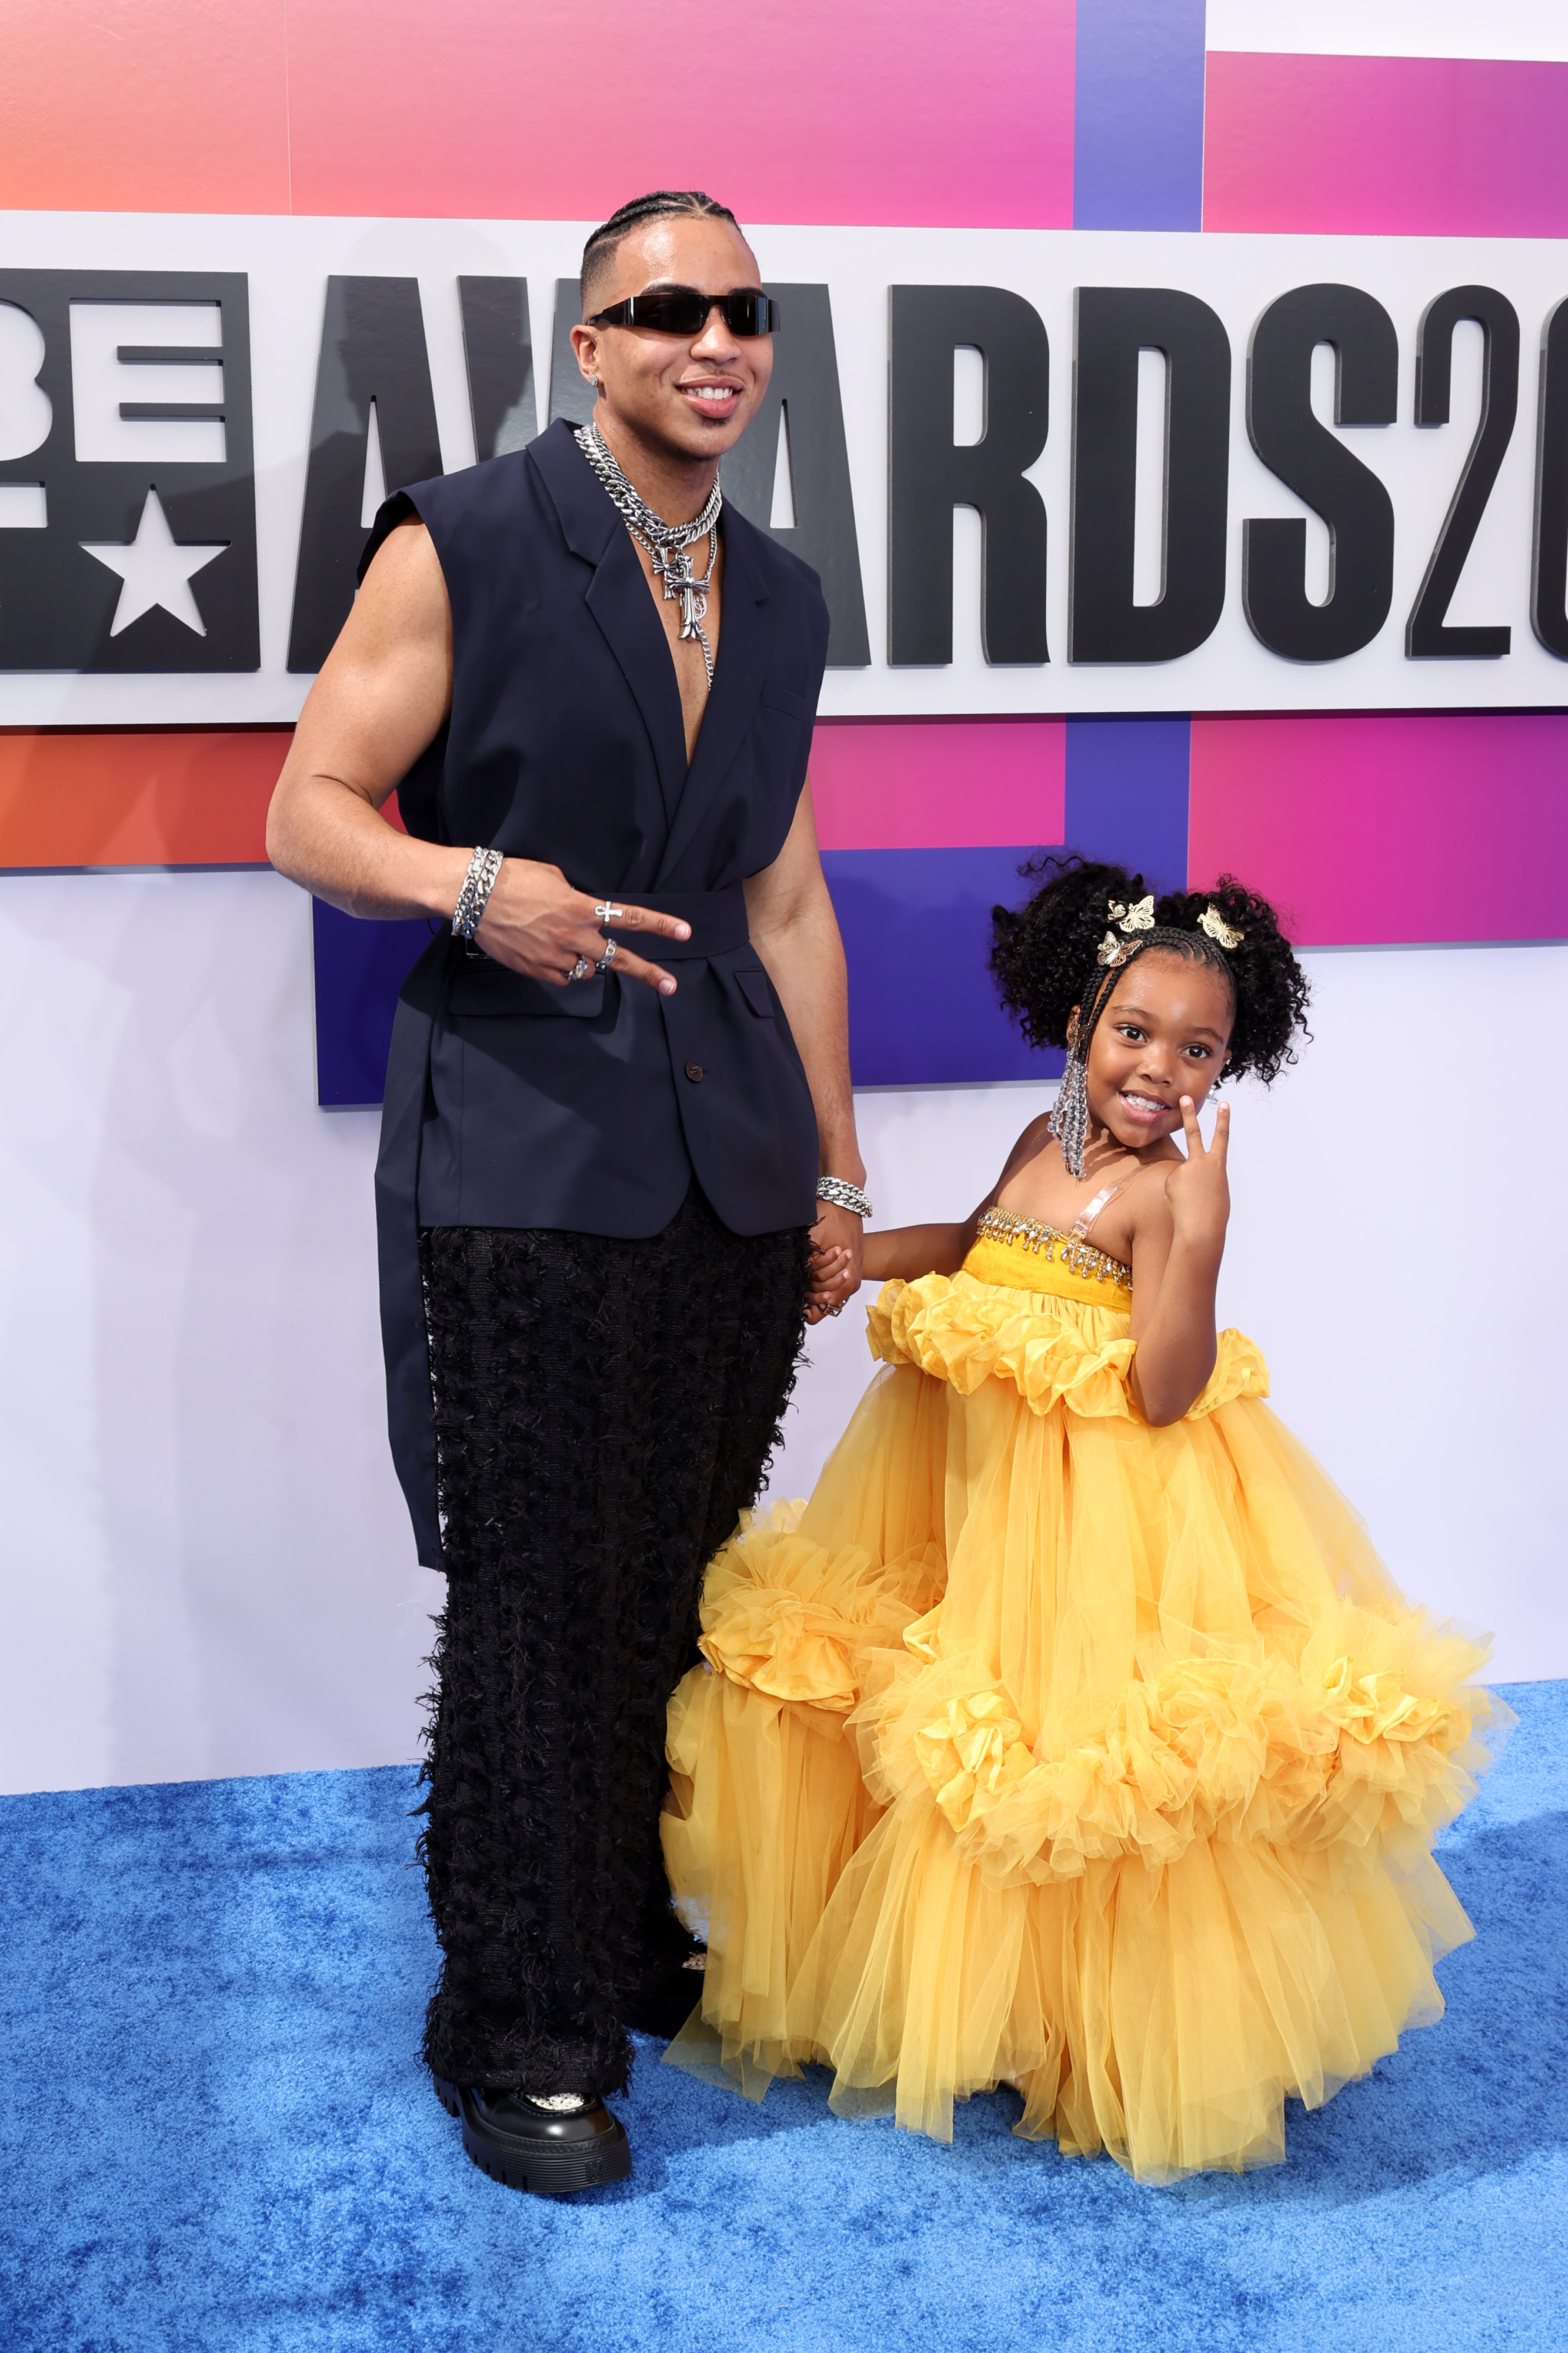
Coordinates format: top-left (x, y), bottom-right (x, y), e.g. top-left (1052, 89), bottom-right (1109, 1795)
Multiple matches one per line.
top-left (452, 846), bottom-right (503, 941)
top-left (816, 1176), bottom-right (872, 1219)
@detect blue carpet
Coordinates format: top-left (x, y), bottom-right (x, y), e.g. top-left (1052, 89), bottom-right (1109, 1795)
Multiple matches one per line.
top-left (3, 1684), bottom-right (1564, 2353)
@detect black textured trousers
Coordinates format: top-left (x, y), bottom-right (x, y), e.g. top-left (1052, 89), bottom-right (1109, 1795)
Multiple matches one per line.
top-left (416, 1184), bottom-right (809, 2098)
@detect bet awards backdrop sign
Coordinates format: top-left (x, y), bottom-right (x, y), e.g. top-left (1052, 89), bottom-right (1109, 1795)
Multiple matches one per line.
top-left (3, 214), bottom-right (1568, 721)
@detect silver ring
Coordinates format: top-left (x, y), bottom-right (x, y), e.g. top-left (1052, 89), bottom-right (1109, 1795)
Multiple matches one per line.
top-left (567, 955), bottom-right (592, 981)
top-left (595, 901), bottom-right (625, 924)
top-left (595, 938), bottom-right (618, 974)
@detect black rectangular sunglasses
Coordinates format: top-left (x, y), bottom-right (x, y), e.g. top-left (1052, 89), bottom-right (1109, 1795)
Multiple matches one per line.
top-left (587, 286), bottom-right (779, 338)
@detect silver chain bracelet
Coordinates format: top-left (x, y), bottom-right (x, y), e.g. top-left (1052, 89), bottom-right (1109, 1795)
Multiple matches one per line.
top-left (816, 1176), bottom-right (873, 1219)
top-left (452, 846), bottom-right (503, 941)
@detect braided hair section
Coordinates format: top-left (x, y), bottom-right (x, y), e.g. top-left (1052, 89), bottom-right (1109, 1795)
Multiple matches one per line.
top-left (1152, 879), bottom-right (1312, 1085)
top-left (580, 191), bottom-right (743, 312)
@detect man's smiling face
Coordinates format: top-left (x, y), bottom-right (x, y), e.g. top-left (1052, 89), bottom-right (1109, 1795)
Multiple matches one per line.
top-left (574, 214), bottom-right (774, 465)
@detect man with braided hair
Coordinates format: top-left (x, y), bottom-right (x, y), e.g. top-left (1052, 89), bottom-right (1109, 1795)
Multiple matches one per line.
top-left (268, 191), bottom-right (866, 2192)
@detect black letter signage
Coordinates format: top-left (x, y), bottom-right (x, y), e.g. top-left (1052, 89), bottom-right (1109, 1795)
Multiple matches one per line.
top-left (1243, 284), bottom-right (1397, 662)
top-left (719, 284), bottom-right (869, 667)
top-left (1069, 286), bottom-right (1230, 664)
top-left (0, 269), bottom-right (258, 671)
top-left (1531, 297), bottom-right (1568, 660)
top-left (459, 276), bottom-right (537, 460)
top-left (888, 285), bottom-right (1048, 666)
top-left (1407, 285), bottom-right (1518, 659)
top-left (287, 276), bottom-right (443, 672)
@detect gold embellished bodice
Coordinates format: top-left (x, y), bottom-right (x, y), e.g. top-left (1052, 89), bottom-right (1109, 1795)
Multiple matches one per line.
top-left (962, 1205), bottom-right (1133, 1308)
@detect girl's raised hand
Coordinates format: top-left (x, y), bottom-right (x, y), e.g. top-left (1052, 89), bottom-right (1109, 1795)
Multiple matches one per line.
top-left (1165, 1095), bottom-right (1231, 1251)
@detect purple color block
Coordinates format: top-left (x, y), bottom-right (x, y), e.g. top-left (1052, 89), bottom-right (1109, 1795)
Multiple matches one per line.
top-left (823, 846), bottom-right (1062, 1088)
top-left (1073, 0), bottom-right (1207, 231)
top-left (1065, 714), bottom-right (1191, 891)
top-left (312, 899), bottom-right (431, 1108)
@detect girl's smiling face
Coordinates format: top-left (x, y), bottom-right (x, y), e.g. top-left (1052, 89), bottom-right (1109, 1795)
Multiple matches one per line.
top-left (1076, 950), bottom-right (1235, 1152)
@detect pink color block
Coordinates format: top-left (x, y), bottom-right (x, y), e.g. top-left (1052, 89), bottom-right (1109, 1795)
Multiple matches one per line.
top-left (285, 0), bottom-right (1075, 227)
top-left (1204, 51), bottom-right (1568, 238)
top-left (809, 717), bottom-right (1066, 852)
top-left (1188, 712), bottom-right (1568, 945)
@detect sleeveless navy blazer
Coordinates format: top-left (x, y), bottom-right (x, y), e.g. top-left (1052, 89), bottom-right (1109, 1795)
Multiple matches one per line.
top-left (366, 418), bottom-right (829, 1567)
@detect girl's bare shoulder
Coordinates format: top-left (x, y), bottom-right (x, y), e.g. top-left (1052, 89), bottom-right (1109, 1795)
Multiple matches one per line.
top-left (994, 1112), bottom-right (1056, 1190)
top-left (977, 1114), bottom-right (1063, 1226)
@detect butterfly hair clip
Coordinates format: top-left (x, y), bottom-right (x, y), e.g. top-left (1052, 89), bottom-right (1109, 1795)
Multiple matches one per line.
top-left (1197, 905), bottom-right (1245, 951)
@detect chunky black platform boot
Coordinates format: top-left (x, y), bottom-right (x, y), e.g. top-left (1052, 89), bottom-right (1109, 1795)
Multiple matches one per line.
top-left (433, 2078), bottom-right (632, 2195)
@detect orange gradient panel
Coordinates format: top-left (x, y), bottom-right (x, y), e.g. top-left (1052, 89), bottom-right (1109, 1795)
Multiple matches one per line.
top-left (0, 729), bottom-right (292, 868)
top-left (0, 0), bottom-right (290, 214)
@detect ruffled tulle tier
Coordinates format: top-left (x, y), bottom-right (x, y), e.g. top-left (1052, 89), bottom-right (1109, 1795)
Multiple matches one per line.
top-left (867, 1266), bottom-right (1270, 1418)
top-left (662, 1275), bottom-right (1506, 2179)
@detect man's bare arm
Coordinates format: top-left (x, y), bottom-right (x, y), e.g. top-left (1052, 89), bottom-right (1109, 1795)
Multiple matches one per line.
top-left (745, 784), bottom-right (865, 1187)
top-left (266, 519), bottom-right (466, 920)
top-left (266, 519), bottom-right (690, 991)
top-left (745, 784), bottom-right (865, 1311)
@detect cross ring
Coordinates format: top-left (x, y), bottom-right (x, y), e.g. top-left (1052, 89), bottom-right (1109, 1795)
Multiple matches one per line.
top-left (595, 901), bottom-right (625, 924)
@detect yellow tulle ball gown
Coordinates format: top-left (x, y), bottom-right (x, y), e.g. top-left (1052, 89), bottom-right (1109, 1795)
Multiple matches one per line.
top-left (661, 1214), bottom-right (1506, 2182)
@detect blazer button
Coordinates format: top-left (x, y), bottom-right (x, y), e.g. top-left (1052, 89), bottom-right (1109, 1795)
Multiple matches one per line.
top-left (683, 1061), bottom-right (705, 1082)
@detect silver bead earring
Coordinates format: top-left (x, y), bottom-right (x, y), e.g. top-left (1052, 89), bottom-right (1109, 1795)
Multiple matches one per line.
top-left (1047, 1052), bottom-right (1089, 1179)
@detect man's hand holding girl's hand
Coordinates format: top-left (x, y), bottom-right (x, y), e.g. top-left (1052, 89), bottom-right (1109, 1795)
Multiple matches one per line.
top-left (805, 1200), bottom-right (864, 1324)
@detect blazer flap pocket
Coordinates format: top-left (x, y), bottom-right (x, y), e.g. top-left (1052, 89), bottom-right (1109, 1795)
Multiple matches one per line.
top-left (760, 681), bottom-right (814, 721)
top-left (736, 966), bottom-right (775, 1018)
top-left (447, 960), bottom-right (606, 1020)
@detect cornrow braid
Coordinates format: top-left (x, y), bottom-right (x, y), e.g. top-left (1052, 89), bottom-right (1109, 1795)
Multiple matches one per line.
top-left (580, 191), bottom-right (742, 314)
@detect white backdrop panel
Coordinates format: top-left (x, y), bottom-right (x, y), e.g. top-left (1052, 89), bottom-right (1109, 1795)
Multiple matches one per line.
top-left (2, 212), bottom-right (1568, 721)
top-left (0, 876), bottom-right (1560, 1793)
top-left (1206, 2), bottom-right (1568, 64)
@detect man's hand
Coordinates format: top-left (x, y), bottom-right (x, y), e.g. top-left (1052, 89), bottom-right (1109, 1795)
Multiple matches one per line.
top-left (805, 1198), bottom-right (863, 1323)
top-left (475, 864), bottom-right (690, 995)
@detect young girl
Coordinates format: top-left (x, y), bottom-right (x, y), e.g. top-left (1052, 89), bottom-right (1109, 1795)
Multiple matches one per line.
top-left (660, 856), bottom-right (1504, 2182)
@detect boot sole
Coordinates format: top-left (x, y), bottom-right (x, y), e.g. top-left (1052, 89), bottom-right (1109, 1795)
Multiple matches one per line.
top-left (431, 2076), bottom-right (632, 2195)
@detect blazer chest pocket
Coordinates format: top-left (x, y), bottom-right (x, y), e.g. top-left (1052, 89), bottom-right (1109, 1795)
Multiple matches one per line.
top-left (736, 966), bottom-right (775, 1019)
top-left (447, 960), bottom-right (606, 1020)
top-left (760, 682), bottom-right (813, 724)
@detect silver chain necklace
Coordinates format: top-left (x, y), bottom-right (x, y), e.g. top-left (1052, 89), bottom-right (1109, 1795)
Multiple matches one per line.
top-left (574, 422), bottom-right (722, 691)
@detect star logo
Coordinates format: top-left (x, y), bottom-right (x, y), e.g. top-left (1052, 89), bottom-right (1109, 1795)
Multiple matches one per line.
top-left (81, 488), bottom-right (227, 638)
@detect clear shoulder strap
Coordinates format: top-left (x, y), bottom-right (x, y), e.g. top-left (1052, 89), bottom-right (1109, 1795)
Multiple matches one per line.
top-left (1069, 1182), bottom-right (1120, 1242)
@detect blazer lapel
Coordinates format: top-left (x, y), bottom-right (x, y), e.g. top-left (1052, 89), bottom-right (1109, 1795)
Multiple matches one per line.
top-left (655, 509), bottom-right (771, 885)
top-left (530, 421), bottom-right (688, 826)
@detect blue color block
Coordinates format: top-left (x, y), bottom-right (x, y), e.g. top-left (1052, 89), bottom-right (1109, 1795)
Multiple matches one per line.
top-left (311, 899), bottom-right (432, 1108)
top-left (1064, 713), bottom-right (1190, 892)
top-left (824, 846), bottom-right (1064, 1088)
top-left (1073, 0), bottom-right (1207, 231)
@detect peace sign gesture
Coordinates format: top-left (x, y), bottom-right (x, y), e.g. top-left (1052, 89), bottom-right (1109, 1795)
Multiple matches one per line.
top-left (1164, 1094), bottom-right (1231, 1250)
